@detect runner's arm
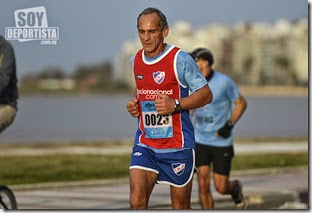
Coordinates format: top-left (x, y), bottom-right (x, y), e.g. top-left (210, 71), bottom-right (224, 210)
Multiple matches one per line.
top-left (127, 87), bottom-right (139, 118)
top-left (155, 84), bottom-right (212, 115)
top-left (229, 95), bottom-right (247, 124)
top-left (179, 84), bottom-right (212, 110)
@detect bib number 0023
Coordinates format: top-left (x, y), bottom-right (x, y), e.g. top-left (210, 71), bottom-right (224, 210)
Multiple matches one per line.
top-left (141, 101), bottom-right (173, 139)
top-left (144, 114), bottom-right (170, 126)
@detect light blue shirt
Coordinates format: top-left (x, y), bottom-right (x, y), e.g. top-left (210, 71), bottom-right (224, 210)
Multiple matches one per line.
top-left (192, 71), bottom-right (240, 147)
top-left (130, 44), bottom-right (207, 153)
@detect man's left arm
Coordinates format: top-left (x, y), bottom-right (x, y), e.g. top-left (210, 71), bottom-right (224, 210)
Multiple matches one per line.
top-left (155, 51), bottom-right (212, 115)
top-left (175, 50), bottom-right (213, 111)
top-left (155, 84), bottom-right (212, 115)
top-left (217, 95), bottom-right (247, 138)
top-left (229, 95), bottom-right (247, 125)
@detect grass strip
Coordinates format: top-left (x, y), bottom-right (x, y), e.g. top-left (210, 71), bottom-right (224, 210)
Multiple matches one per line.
top-left (0, 152), bottom-right (308, 185)
top-left (1, 154), bottom-right (131, 185)
top-left (231, 153), bottom-right (308, 170)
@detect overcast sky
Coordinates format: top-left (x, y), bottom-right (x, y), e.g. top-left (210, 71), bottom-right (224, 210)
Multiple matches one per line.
top-left (0, 0), bottom-right (308, 77)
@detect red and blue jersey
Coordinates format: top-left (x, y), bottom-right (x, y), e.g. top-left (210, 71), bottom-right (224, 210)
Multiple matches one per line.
top-left (132, 45), bottom-right (202, 150)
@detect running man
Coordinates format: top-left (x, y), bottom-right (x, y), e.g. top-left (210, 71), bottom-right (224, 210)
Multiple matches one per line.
top-left (126, 8), bottom-right (213, 209)
top-left (190, 48), bottom-right (247, 209)
top-left (0, 35), bottom-right (18, 134)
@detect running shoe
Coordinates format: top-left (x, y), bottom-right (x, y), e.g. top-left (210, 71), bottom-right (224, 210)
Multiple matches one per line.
top-left (231, 180), bottom-right (248, 209)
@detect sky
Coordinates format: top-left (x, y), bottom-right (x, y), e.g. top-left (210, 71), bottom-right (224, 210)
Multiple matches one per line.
top-left (0, 0), bottom-right (308, 78)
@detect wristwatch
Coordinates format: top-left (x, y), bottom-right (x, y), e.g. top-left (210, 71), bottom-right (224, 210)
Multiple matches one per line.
top-left (174, 99), bottom-right (182, 112)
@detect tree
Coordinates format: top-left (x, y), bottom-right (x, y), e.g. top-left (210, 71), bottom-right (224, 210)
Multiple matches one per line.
top-left (38, 67), bottom-right (66, 79)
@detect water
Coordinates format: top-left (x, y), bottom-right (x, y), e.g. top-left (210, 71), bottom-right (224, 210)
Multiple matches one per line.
top-left (0, 94), bottom-right (308, 144)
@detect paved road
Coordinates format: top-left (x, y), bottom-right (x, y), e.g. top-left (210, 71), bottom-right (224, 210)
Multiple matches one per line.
top-left (11, 167), bottom-right (308, 209)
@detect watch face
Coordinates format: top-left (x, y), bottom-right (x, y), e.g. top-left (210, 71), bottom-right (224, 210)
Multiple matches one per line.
top-left (174, 99), bottom-right (181, 111)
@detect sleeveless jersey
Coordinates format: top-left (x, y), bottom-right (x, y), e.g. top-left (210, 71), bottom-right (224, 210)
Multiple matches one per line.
top-left (133, 46), bottom-right (195, 149)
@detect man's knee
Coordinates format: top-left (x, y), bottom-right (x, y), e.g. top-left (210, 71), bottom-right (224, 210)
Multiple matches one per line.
top-left (215, 184), bottom-right (228, 194)
top-left (215, 179), bottom-right (231, 194)
top-left (214, 174), bottom-right (230, 194)
top-left (198, 176), bottom-right (212, 193)
top-left (199, 182), bottom-right (212, 195)
top-left (130, 193), bottom-right (148, 209)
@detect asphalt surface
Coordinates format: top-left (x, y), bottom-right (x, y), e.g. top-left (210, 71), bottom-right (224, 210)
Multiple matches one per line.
top-left (4, 141), bottom-right (309, 210)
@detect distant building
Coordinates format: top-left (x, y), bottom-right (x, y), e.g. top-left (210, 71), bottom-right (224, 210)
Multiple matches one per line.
top-left (116, 19), bottom-right (308, 88)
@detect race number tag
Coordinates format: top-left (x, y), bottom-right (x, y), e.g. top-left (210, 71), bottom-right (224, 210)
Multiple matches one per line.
top-left (141, 101), bottom-right (173, 138)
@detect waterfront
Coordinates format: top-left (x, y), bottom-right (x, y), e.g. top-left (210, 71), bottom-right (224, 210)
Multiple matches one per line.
top-left (0, 94), bottom-right (308, 143)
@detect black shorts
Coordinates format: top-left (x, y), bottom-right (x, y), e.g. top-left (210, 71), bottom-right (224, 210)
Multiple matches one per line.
top-left (195, 143), bottom-right (234, 176)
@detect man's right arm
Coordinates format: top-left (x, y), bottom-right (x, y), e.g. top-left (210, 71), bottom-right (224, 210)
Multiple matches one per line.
top-left (0, 42), bottom-right (15, 93)
top-left (127, 88), bottom-right (139, 118)
top-left (127, 54), bottom-right (140, 118)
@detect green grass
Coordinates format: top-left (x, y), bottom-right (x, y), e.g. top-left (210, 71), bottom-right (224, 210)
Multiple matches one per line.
top-left (232, 153), bottom-right (308, 170)
top-left (0, 154), bottom-right (131, 185)
top-left (234, 137), bottom-right (308, 143)
top-left (0, 153), bottom-right (308, 185)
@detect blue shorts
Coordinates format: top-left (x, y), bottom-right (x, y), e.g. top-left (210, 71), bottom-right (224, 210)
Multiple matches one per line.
top-left (129, 145), bottom-right (196, 187)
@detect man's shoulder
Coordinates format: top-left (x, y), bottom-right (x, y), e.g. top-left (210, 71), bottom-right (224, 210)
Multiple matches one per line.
top-left (130, 49), bottom-right (143, 65)
top-left (176, 48), bottom-right (188, 57)
top-left (214, 71), bottom-right (234, 81)
top-left (214, 71), bottom-right (239, 89)
top-left (176, 49), bottom-right (193, 63)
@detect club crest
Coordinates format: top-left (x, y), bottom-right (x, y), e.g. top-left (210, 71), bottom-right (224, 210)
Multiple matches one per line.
top-left (153, 71), bottom-right (165, 84)
top-left (171, 162), bottom-right (185, 176)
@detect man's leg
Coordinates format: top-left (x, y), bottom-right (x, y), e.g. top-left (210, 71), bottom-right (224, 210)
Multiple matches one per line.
top-left (212, 145), bottom-right (247, 208)
top-left (197, 165), bottom-right (214, 209)
top-left (129, 168), bottom-right (157, 209)
top-left (213, 173), bottom-right (247, 208)
top-left (213, 173), bottom-right (234, 194)
top-left (170, 178), bottom-right (193, 209)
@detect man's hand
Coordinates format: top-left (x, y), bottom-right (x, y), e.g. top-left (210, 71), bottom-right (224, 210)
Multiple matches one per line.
top-left (216, 121), bottom-right (234, 138)
top-left (127, 97), bottom-right (139, 118)
top-left (155, 92), bottom-right (175, 115)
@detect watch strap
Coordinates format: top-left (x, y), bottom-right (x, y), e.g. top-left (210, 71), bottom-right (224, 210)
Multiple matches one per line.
top-left (174, 99), bottom-right (181, 112)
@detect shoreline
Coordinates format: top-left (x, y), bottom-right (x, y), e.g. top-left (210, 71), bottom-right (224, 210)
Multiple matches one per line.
top-left (0, 136), bottom-right (307, 148)
top-left (19, 85), bottom-right (308, 97)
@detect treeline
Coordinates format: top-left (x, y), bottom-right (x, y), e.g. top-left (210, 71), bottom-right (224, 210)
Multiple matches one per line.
top-left (20, 61), bottom-right (130, 93)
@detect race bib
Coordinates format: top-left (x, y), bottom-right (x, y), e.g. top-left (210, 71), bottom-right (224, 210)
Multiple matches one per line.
top-left (141, 101), bottom-right (173, 138)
